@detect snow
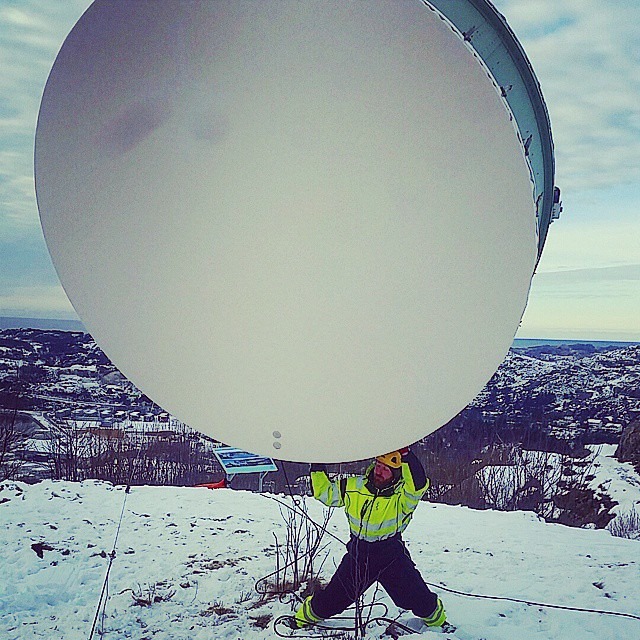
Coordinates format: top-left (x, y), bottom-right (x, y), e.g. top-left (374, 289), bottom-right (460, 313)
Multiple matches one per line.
top-left (1, 480), bottom-right (639, 640)
top-left (589, 445), bottom-right (640, 515)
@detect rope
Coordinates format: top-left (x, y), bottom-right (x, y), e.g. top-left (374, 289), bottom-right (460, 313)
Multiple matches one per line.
top-left (88, 485), bottom-right (130, 640)
top-left (87, 432), bottom-right (146, 640)
top-left (84, 458), bottom-right (639, 640)
top-left (425, 581), bottom-right (640, 622)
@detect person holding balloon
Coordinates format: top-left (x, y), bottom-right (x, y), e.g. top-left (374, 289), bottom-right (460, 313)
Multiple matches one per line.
top-left (294, 448), bottom-right (446, 630)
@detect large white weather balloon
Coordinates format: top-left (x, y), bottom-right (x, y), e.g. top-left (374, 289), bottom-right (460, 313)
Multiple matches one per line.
top-left (35, 1), bottom-right (558, 462)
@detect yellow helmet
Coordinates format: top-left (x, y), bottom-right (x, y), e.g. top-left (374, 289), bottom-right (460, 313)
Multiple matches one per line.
top-left (375, 450), bottom-right (402, 469)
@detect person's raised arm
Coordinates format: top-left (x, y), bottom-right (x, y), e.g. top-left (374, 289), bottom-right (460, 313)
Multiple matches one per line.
top-left (309, 463), bottom-right (345, 508)
top-left (399, 448), bottom-right (429, 514)
top-left (402, 449), bottom-right (428, 491)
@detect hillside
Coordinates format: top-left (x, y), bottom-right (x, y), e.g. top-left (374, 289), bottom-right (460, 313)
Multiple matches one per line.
top-left (1, 479), bottom-right (638, 640)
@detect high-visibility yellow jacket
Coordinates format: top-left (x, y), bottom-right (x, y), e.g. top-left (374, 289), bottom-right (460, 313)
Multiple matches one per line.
top-left (311, 460), bottom-right (429, 542)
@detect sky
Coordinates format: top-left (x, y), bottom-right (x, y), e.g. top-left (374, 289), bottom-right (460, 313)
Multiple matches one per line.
top-left (0, 0), bottom-right (638, 341)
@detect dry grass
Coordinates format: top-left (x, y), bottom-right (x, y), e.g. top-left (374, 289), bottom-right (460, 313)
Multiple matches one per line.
top-left (131, 581), bottom-right (176, 607)
top-left (607, 506), bottom-right (640, 539)
top-left (250, 614), bottom-right (272, 629)
top-left (199, 600), bottom-right (237, 617)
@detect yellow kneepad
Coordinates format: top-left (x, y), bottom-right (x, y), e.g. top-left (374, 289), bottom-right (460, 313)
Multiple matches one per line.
top-left (422, 597), bottom-right (446, 627)
top-left (294, 596), bottom-right (322, 628)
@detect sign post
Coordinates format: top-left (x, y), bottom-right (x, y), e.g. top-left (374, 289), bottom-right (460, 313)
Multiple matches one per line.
top-left (213, 447), bottom-right (278, 491)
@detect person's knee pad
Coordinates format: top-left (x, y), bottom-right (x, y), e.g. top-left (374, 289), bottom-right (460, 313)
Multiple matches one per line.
top-left (294, 595), bottom-right (322, 628)
top-left (421, 597), bottom-right (446, 627)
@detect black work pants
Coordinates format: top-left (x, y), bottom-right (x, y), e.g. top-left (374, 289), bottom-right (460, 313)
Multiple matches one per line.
top-left (311, 535), bottom-right (438, 620)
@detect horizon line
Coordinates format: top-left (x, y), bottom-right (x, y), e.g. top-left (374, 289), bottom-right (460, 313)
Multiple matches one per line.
top-left (1, 315), bottom-right (638, 344)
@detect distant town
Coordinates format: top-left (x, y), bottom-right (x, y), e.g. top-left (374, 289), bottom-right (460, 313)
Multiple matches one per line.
top-left (2, 326), bottom-right (638, 441)
top-left (474, 341), bottom-right (640, 443)
top-left (1, 326), bottom-right (639, 517)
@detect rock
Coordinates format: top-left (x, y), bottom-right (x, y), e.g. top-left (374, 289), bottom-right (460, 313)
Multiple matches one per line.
top-left (616, 421), bottom-right (640, 471)
top-left (31, 542), bottom-right (54, 558)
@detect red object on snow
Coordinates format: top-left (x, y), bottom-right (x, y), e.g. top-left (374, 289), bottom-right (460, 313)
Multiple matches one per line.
top-left (194, 479), bottom-right (227, 489)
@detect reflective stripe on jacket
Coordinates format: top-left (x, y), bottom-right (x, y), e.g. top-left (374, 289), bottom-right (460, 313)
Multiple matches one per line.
top-left (311, 460), bottom-right (429, 542)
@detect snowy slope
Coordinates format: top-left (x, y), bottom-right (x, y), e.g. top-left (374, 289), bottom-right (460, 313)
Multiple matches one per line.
top-left (589, 445), bottom-right (640, 522)
top-left (1, 480), bottom-right (639, 640)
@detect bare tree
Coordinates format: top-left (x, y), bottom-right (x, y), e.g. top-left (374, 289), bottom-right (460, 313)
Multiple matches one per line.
top-left (551, 446), bottom-right (616, 528)
top-left (477, 444), bottom-right (562, 515)
top-left (0, 368), bottom-right (32, 481)
top-left (273, 496), bottom-right (333, 594)
top-left (475, 442), bottom-right (614, 527)
top-left (46, 420), bottom-right (95, 481)
top-left (0, 408), bottom-right (29, 481)
top-left (46, 421), bottom-right (220, 486)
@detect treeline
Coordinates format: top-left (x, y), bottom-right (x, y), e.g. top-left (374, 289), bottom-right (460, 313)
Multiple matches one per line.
top-left (45, 422), bottom-right (223, 487)
top-left (0, 404), bottom-right (620, 531)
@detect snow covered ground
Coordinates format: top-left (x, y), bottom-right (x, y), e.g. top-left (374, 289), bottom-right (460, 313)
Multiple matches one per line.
top-left (589, 445), bottom-right (640, 516)
top-left (1, 478), bottom-right (639, 640)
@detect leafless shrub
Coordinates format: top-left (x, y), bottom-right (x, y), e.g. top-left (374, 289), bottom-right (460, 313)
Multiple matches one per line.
top-left (272, 497), bottom-right (333, 597)
top-left (607, 506), bottom-right (640, 540)
top-left (421, 429), bottom-right (614, 528)
top-left (199, 600), bottom-right (236, 617)
top-left (131, 581), bottom-right (176, 606)
top-left (477, 444), bottom-right (563, 517)
top-left (0, 409), bottom-right (29, 481)
top-left (44, 420), bottom-right (220, 486)
top-left (235, 590), bottom-right (253, 605)
top-left (46, 420), bottom-right (95, 482)
top-left (474, 443), bottom-right (616, 527)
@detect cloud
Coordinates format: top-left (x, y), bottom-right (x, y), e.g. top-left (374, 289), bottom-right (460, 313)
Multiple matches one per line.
top-left (536, 264), bottom-right (640, 283)
top-left (537, 216), bottom-right (640, 272)
top-left (494, 0), bottom-right (640, 191)
top-left (530, 266), bottom-right (640, 306)
top-left (0, 1), bottom-right (91, 239)
top-left (0, 0), bottom-right (638, 334)
top-left (519, 261), bottom-right (640, 340)
top-left (521, 276), bottom-right (640, 340)
top-left (0, 282), bottom-right (76, 318)
top-left (2, 0), bottom-right (639, 231)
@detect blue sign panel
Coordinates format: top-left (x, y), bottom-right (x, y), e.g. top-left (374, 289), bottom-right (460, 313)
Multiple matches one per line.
top-left (214, 447), bottom-right (278, 474)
